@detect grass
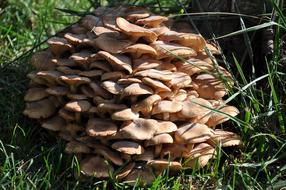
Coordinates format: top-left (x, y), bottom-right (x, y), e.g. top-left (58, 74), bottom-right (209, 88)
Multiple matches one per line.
top-left (0, 0), bottom-right (286, 189)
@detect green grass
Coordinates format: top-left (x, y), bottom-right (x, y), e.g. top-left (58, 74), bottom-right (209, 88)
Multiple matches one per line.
top-left (1, 0), bottom-right (286, 189)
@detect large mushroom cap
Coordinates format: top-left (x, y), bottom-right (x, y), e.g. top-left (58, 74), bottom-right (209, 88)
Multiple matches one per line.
top-left (112, 141), bottom-right (144, 155)
top-left (23, 98), bottom-right (56, 119)
top-left (86, 118), bottom-right (117, 137)
top-left (119, 118), bottom-right (158, 140)
top-left (24, 87), bottom-right (49, 102)
top-left (116, 17), bottom-right (157, 43)
top-left (175, 123), bottom-right (214, 144)
top-left (80, 156), bottom-right (113, 178)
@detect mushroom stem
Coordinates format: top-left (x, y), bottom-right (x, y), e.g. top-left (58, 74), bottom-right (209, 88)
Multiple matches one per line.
top-left (70, 85), bottom-right (77, 93)
top-left (75, 113), bottom-right (81, 123)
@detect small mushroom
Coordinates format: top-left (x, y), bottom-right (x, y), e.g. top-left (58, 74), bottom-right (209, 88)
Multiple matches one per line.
top-left (64, 100), bottom-right (91, 112)
top-left (175, 123), bottom-right (214, 144)
top-left (114, 162), bottom-right (135, 181)
top-left (119, 118), bottom-right (158, 140)
top-left (30, 50), bottom-right (55, 70)
top-left (142, 77), bottom-right (171, 93)
top-left (47, 37), bottom-right (73, 56)
top-left (92, 143), bottom-right (123, 166)
top-left (112, 108), bottom-right (139, 121)
top-left (59, 75), bottom-right (91, 92)
top-left (147, 160), bottom-right (182, 173)
top-left (155, 121), bottom-right (177, 135)
top-left (125, 166), bottom-right (155, 186)
top-left (80, 156), bottom-right (113, 178)
top-left (136, 15), bottom-right (168, 27)
top-left (123, 43), bottom-right (157, 58)
top-left (23, 98), bottom-right (56, 119)
top-left (152, 100), bottom-right (183, 115)
top-left (97, 51), bottom-right (132, 74)
top-left (64, 141), bottom-right (91, 154)
top-left (112, 141), bottom-right (144, 155)
top-left (145, 133), bottom-right (173, 147)
top-left (121, 83), bottom-right (153, 98)
top-left (206, 105), bottom-right (239, 127)
top-left (101, 71), bottom-right (125, 81)
top-left (24, 87), bottom-right (49, 102)
top-left (207, 129), bottom-right (242, 147)
top-left (41, 116), bottom-right (65, 131)
top-left (64, 33), bottom-right (87, 46)
top-left (116, 17), bottom-right (157, 43)
top-left (132, 94), bottom-right (161, 115)
top-left (86, 118), bottom-right (117, 137)
top-left (101, 81), bottom-right (124, 95)
top-left (92, 33), bottom-right (132, 54)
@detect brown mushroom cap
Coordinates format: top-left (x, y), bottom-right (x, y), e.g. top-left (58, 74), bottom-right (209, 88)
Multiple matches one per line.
top-left (101, 71), bottom-right (125, 81)
top-left (24, 87), bottom-right (49, 102)
top-left (125, 7), bottom-right (150, 22)
top-left (136, 15), bottom-right (168, 27)
top-left (119, 118), bottom-right (158, 140)
top-left (64, 33), bottom-right (87, 46)
top-left (123, 43), bottom-right (157, 58)
top-left (23, 98), bottom-right (56, 119)
top-left (192, 74), bottom-right (228, 100)
top-left (206, 105), bottom-right (240, 127)
top-left (111, 141), bottom-right (144, 155)
top-left (159, 31), bottom-right (206, 51)
top-left (112, 108), bottom-right (139, 121)
top-left (47, 37), bottom-right (73, 56)
top-left (155, 121), bottom-right (177, 135)
top-left (97, 51), bottom-right (132, 74)
top-left (41, 116), bottom-right (65, 131)
top-left (89, 61), bottom-right (112, 72)
top-left (152, 100), bottom-right (183, 114)
top-left (147, 159), bottom-right (182, 172)
top-left (101, 81), bottom-right (124, 94)
top-left (46, 86), bottom-right (69, 96)
top-left (80, 15), bottom-right (102, 30)
top-left (168, 72), bottom-right (192, 89)
top-left (86, 118), bottom-right (117, 137)
top-left (92, 26), bottom-right (119, 36)
top-left (145, 133), bottom-right (173, 146)
top-left (90, 82), bottom-right (112, 98)
top-left (65, 141), bottom-right (91, 154)
top-left (180, 97), bottom-right (213, 124)
top-left (59, 75), bottom-right (91, 86)
top-left (80, 156), bottom-right (113, 178)
top-left (160, 144), bottom-right (188, 159)
top-left (134, 148), bottom-right (154, 161)
top-left (30, 50), bottom-right (55, 70)
top-left (133, 58), bottom-right (162, 72)
top-left (142, 77), bottom-right (171, 92)
top-left (116, 17), bottom-right (157, 43)
top-left (208, 129), bottom-right (242, 147)
top-left (134, 69), bottom-right (173, 81)
top-left (184, 143), bottom-right (215, 168)
top-left (114, 162), bottom-right (136, 181)
top-left (150, 41), bottom-right (197, 59)
top-left (125, 166), bottom-right (155, 186)
top-left (121, 83), bottom-right (153, 98)
top-left (93, 33), bottom-right (133, 54)
top-left (132, 94), bottom-right (161, 115)
top-left (64, 100), bottom-right (91, 112)
top-left (175, 123), bottom-right (214, 144)
top-left (92, 143), bottom-right (123, 166)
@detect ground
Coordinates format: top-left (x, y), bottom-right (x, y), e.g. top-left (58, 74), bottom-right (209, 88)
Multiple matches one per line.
top-left (0, 0), bottom-right (286, 189)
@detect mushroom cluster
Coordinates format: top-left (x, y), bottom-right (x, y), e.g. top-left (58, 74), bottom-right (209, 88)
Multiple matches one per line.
top-left (24, 6), bottom-right (242, 185)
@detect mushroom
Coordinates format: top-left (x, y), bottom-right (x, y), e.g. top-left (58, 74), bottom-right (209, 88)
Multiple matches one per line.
top-left (145, 133), bottom-right (173, 147)
top-left (47, 37), bottom-right (73, 56)
top-left (119, 118), bottom-right (158, 140)
top-left (116, 17), bottom-right (157, 43)
top-left (92, 32), bottom-right (132, 53)
top-left (175, 123), bottom-right (214, 144)
top-left (114, 162), bottom-right (135, 181)
top-left (97, 51), bottom-right (132, 74)
top-left (89, 61), bottom-right (112, 72)
top-left (59, 75), bottom-right (91, 93)
top-left (24, 87), bottom-right (49, 102)
top-left (80, 156), bottom-right (113, 178)
top-left (146, 160), bottom-right (182, 173)
top-left (207, 129), bottom-right (242, 147)
top-left (30, 50), bottom-right (55, 70)
top-left (64, 100), bottom-right (91, 122)
top-left (101, 81), bottom-right (124, 94)
top-left (141, 77), bottom-right (171, 93)
top-left (111, 141), bottom-right (144, 155)
top-left (64, 33), bottom-right (88, 46)
top-left (64, 141), bottom-right (91, 154)
top-left (101, 71), bottom-right (125, 81)
top-left (134, 69), bottom-right (173, 81)
top-left (112, 108), bottom-right (139, 121)
top-left (125, 166), bottom-right (155, 186)
top-left (41, 116), bottom-right (65, 131)
top-left (206, 105), bottom-right (240, 127)
top-left (132, 58), bottom-right (162, 72)
top-left (86, 118), bottom-right (117, 137)
top-left (23, 98), bottom-right (56, 119)
top-left (89, 82), bottom-right (112, 98)
top-left (132, 94), bottom-right (161, 115)
top-left (92, 143), bottom-right (123, 166)
top-left (184, 143), bottom-right (215, 168)
top-left (123, 43), bottom-right (157, 58)
top-left (155, 121), bottom-right (177, 135)
top-left (121, 83), bottom-right (153, 99)
top-left (136, 15), bottom-right (168, 27)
